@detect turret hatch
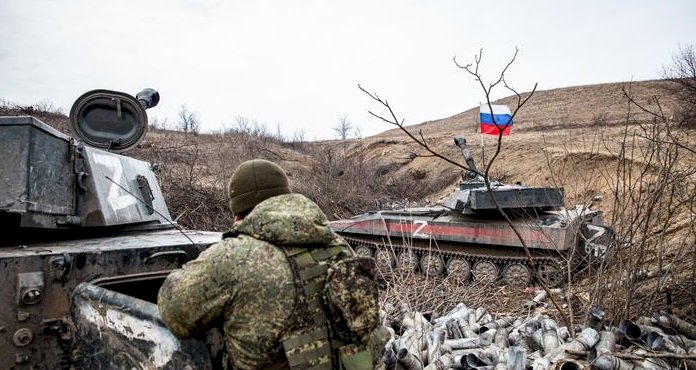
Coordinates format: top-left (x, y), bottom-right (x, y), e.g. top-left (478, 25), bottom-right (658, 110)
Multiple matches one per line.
top-left (69, 89), bottom-right (150, 153)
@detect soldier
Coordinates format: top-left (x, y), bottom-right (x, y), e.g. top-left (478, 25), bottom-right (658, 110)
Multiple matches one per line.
top-left (158, 159), bottom-right (386, 370)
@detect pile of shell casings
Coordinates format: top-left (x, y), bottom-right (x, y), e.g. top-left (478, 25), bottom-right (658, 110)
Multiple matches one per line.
top-left (380, 302), bottom-right (696, 370)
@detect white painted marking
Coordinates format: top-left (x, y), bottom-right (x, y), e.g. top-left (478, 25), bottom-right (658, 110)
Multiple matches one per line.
top-left (413, 220), bottom-right (429, 238)
top-left (92, 153), bottom-right (137, 210)
top-left (77, 302), bottom-right (179, 367)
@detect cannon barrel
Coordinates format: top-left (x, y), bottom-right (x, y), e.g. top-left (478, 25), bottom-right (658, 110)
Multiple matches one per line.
top-left (454, 137), bottom-right (480, 179)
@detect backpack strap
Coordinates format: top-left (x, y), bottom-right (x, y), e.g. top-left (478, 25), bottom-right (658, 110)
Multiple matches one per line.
top-left (280, 245), bottom-right (351, 370)
top-left (221, 229), bottom-right (239, 239)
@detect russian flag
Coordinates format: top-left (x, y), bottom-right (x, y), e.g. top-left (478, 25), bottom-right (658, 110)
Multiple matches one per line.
top-left (480, 104), bottom-right (513, 136)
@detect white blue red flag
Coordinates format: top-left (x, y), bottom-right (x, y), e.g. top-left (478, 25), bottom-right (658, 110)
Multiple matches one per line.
top-left (479, 104), bottom-right (513, 136)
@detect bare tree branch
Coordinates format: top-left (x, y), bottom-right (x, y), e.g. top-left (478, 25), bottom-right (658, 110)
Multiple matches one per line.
top-left (360, 49), bottom-right (575, 330)
top-left (359, 84), bottom-right (480, 174)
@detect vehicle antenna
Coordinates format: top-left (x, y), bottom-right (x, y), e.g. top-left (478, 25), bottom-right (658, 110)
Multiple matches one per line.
top-left (104, 175), bottom-right (196, 246)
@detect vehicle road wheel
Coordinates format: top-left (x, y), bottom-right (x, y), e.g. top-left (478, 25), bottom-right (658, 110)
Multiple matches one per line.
top-left (419, 253), bottom-right (446, 277)
top-left (354, 245), bottom-right (373, 258)
top-left (472, 261), bottom-right (499, 284)
top-left (374, 249), bottom-right (396, 273)
top-left (502, 263), bottom-right (532, 287)
top-left (537, 262), bottom-right (564, 287)
top-left (396, 250), bottom-right (419, 272)
top-left (447, 258), bottom-right (472, 282)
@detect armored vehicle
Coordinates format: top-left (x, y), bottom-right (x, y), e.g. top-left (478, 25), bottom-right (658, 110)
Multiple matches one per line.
top-left (1, 89), bottom-right (221, 369)
top-left (330, 137), bottom-right (612, 287)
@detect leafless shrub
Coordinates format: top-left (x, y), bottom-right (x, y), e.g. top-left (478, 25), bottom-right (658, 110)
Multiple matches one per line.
top-left (131, 132), bottom-right (231, 230)
top-left (34, 99), bottom-right (65, 116)
top-left (133, 126), bottom-right (298, 231)
top-left (0, 98), bottom-right (69, 132)
top-left (591, 112), bottom-right (609, 127)
top-left (662, 44), bottom-right (696, 127)
top-left (374, 163), bottom-right (401, 177)
top-left (408, 168), bottom-right (428, 180)
top-left (176, 105), bottom-right (200, 134)
top-left (149, 117), bottom-right (170, 131)
top-left (374, 238), bottom-right (532, 319)
top-left (293, 143), bottom-right (435, 219)
top-left (224, 115), bottom-right (286, 145)
top-left (333, 114), bottom-right (354, 140)
top-left (288, 129), bottom-right (306, 151)
top-left (570, 84), bottom-right (696, 323)
top-left (380, 275), bottom-right (535, 321)
top-left (355, 48), bottom-right (581, 327)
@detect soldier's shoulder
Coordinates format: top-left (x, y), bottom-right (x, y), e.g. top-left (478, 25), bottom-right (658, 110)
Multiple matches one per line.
top-left (188, 237), bottom-right (258, 271)
top-left (210, 234), bottom-right (287, 264)
top-left (202, 233), bottom-right (258, 252)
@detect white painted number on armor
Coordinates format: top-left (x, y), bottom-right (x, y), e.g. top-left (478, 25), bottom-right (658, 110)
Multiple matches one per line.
top-left (413, 220), bottom-right (429, 238)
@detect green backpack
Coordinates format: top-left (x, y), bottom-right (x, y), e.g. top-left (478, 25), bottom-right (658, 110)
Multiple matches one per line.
top-left (280, 245), bottom-right (384, 370)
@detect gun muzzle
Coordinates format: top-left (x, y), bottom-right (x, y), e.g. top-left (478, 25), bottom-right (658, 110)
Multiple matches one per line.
top-left (136, 88), bottom-right (160, 109)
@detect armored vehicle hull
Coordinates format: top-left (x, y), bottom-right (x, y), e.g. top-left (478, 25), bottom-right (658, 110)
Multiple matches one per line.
top-left (1, 90), bottom-right (222, 368)
top-left (1, 230), bottom-right (220, 369)
top-left (330, 138), bottom-right (612, 287)
top-left (331, 205), bottom-right (604, 287)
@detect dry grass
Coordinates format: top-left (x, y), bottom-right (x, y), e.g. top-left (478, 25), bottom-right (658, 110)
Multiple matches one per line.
top-left (2, 79), bottom-right (694, 323)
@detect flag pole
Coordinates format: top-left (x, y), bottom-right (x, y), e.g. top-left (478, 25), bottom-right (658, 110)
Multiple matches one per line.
top-left (479, 102), bottom-right (486, 167)
top-left (480, 133), bottom-right (485, 168)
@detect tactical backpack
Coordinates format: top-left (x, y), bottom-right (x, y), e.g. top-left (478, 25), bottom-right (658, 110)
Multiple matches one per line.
top-left (280, 244), bottom-right (381, 370)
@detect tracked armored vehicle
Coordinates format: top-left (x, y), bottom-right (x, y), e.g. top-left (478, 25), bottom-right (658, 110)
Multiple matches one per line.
top-left (1, 89), bottom-right (221, 369)
top-left (330, 137), bottom-right (612, 287)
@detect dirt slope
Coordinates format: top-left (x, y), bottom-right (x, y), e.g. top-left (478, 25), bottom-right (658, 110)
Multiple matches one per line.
top-left (2, 79), bottom-right (691, 224)
top-left (344, 79), bottom-right (692, 216)
top-left (3, 78), bottom-right (693, 319)
top-left (374, 79), bottom-right (678, 138)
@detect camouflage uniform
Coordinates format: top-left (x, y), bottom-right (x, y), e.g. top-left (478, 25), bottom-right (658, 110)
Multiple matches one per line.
top-left (158, 193), bottom-right (354, 369)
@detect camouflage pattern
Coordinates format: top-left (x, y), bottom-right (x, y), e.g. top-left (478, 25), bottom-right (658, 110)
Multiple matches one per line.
top-left (284, 338), bottom-right (332, 368)
top-left (235, 193), bottom-right (340, 246)
top-left (279, 241), bottom-right (385, 369)
top-left (368, 327), bottom-right (392, 370)
top-left (325, 257), bottom-right (380, 343)
top-left (334, 326), bottom-right (391, 370)
top-left (158, 193), bottom-right (351, 370)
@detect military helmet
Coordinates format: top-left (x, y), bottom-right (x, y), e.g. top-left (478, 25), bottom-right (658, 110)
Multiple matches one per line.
top-left (227, 159), bottom-right (290, 216)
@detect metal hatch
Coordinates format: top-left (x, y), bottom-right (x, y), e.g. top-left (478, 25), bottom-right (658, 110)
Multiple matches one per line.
top-left (69, 89), bottom-right (155, 153)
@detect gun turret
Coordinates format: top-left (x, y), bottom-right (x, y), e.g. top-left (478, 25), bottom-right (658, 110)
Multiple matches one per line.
top-left (444, 136), bottom-right (565, 213)
top-left (0, 88), bottom-right (221, 369)
top-left (1, 88), bottom-right (173, 232)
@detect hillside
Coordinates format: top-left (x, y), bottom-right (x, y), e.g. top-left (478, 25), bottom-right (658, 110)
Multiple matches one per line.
top-left (376, 79), bottom-right (677, 137)
top-left (2, 78), bottom-right (694, 320)
top-left (1, 79), bottom-right (690, 223)
top-left (334, 78), bottom-right (694, 321)
top-left (6, 78), bottom-right (692, 254)
top-left (356, 80), bottom-right (686, 211)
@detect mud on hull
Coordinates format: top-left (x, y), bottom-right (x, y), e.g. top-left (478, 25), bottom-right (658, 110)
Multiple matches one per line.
top-left (331, 206), bottom-right (610, 288)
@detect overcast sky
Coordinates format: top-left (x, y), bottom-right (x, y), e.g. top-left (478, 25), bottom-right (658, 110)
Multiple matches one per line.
top-left (1, 1), bottom-right (694, 140)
